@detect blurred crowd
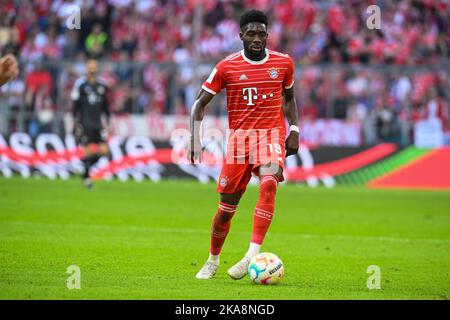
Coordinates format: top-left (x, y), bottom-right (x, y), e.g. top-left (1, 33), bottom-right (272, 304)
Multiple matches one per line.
top-left (2, 0), bottom-right (449, 64)
top-left (0, 0), bottom-right (449, 144)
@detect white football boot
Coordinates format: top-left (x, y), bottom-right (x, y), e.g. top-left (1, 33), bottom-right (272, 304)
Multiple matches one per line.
top-left (227, 256), bottom-right (251, 280)
top-left (195, 261), bottom-right (219, 279)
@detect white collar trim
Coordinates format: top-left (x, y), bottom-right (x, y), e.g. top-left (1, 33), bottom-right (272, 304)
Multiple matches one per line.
top-left (241, 49), bottom-right (269, 65)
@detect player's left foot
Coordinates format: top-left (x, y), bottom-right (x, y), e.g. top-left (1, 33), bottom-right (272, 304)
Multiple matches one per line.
top-left (227, 256), bottom-right (251, 280)
top-left (195, 261), bottom-right (219, 279)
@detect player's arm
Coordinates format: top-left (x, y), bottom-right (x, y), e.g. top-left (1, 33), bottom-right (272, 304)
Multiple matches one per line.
top-left (283, 86), bottom-right (299, 157)
top-left (190, 61), bottom-right (226, 162)
top-left (101, 86), bottom-right (112, 134)
top-left (72, 97), bottom-right (83, 138)
top-left (71, 81), bottom-right (83, 139)
top-left (72, 98), bottom-right (84, 144)
top-left (0, 54), bottom-right (19, 87)
top-left (189, 89), bottom-right (215, 163)
top-left (73, 95), bottom-right (82, 122)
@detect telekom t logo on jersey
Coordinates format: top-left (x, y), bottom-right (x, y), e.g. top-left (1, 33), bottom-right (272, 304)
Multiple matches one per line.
top-left (242, 87), bottom-right (258, 106)
top-left (242, 87), bottom-right (274, 106)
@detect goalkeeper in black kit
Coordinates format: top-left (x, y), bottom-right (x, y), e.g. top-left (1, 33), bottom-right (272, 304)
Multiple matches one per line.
top-left (71, 59), bottom-right (111, 188)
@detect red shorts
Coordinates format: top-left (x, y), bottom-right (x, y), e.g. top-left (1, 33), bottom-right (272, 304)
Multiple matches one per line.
top-left (216, 140), bottom-right (286, 194)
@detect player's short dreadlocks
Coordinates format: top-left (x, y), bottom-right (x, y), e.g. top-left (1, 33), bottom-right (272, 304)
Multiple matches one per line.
top-left (239, 10), bottom-right (268, 30)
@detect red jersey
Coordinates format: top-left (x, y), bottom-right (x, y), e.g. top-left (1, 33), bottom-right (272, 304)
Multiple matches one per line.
top-left (202, 49), bottom-right (295, 136)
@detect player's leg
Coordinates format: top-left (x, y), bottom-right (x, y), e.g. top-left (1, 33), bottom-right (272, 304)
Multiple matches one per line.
top-left (80, 129), bottom-right (105, 188)
top-left (75, 125), bottom-right (92, 187)
top-left (210, 193), bottom-right (241, 261)
top-left (251, 164), bottom-right (283, 248)
top-left (227, 163), bottom-right (283, 280)
top-left (196, 192), bottom-right (241, 279)
top-left (196, 164), bottom-right (251, 279)
top-left (80, 144), bottom-right (101, 188)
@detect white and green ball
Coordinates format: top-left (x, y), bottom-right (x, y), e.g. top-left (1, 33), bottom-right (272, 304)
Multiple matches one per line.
top-left (248, 252), bottom-right (284, 285)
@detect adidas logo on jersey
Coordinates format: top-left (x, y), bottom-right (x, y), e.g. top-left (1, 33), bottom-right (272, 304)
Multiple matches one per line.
top-left (239, 74), bottom-right (248, 80)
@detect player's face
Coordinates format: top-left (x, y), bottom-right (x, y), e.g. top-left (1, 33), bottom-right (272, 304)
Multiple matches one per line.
top-left (240, 23), bottom-right (268, 55)
top-left (87, 60), bottom-right (98, 78)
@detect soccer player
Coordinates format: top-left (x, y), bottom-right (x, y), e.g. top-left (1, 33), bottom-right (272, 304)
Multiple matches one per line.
top-left (0, 54), bottom-right (19, 87)
top-left (190, 10), bottom-right (299, 280)
top-left (71, 59), bottom-right (111, 188)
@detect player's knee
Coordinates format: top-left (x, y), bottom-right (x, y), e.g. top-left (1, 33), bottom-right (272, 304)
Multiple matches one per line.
top-left (83, 146), bottom-right (92, 156)
top-left (259, 176), bottom-right (278, 204)
top-left (220, 192), bottom-right (241, 206)
top-left (217, 201), bottom-right (237, 223)
top-left (99, 144), bottom-right (109, 156)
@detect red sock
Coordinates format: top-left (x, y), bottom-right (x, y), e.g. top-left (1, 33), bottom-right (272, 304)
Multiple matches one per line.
top-left (251, 175), bottom-right (278, 245)
top-left (210, 202), bottom-right (237, 255)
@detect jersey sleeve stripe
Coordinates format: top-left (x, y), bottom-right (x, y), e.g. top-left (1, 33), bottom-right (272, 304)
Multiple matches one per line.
top-left (202, 84), bottom-right (217, 95)
top-left (285, 81), bottom-right (295, 89)
top-left (206, 68), bottom-right (218, 84)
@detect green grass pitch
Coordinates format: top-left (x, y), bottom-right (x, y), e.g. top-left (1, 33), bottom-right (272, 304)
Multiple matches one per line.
top-left (0, 177), bottom-right (449, 299)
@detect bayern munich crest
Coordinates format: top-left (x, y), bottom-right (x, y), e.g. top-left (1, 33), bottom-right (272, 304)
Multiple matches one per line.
top-left (268, 68), bottom-right (279, 79)
top-left (219, 176), bottom-right (229, 187)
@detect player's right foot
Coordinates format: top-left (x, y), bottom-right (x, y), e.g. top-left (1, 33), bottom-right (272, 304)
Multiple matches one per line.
top-left (83, 178), bottom-right (93, 189)
top-left (195, 261), bottom-right (219, 279)
top-left (227, 256), bottom-right (251, 280)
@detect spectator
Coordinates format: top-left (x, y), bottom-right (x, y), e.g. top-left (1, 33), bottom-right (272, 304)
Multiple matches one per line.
top-left (423, 86), bottom-right (449, 130)
top-left (24, 60), bottom-right (52, 109)
top-left (85, 23), bottom-right (108, 58)
top-left (375, 94), bottom-right (399, 142)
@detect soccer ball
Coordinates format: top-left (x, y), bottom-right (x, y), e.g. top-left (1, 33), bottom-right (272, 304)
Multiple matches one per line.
top-left (248, 252), bottom-right (284, 285)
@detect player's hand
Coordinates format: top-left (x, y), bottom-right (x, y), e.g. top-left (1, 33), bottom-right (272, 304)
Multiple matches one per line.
top-left (0, 54), bottom-right (19, 86)
top-left (73, 122), bottom-right (83, 144)
top-left (188, 136), bottom-right (202, 163)
top-left (285, 131), bottom-right (299, 157)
